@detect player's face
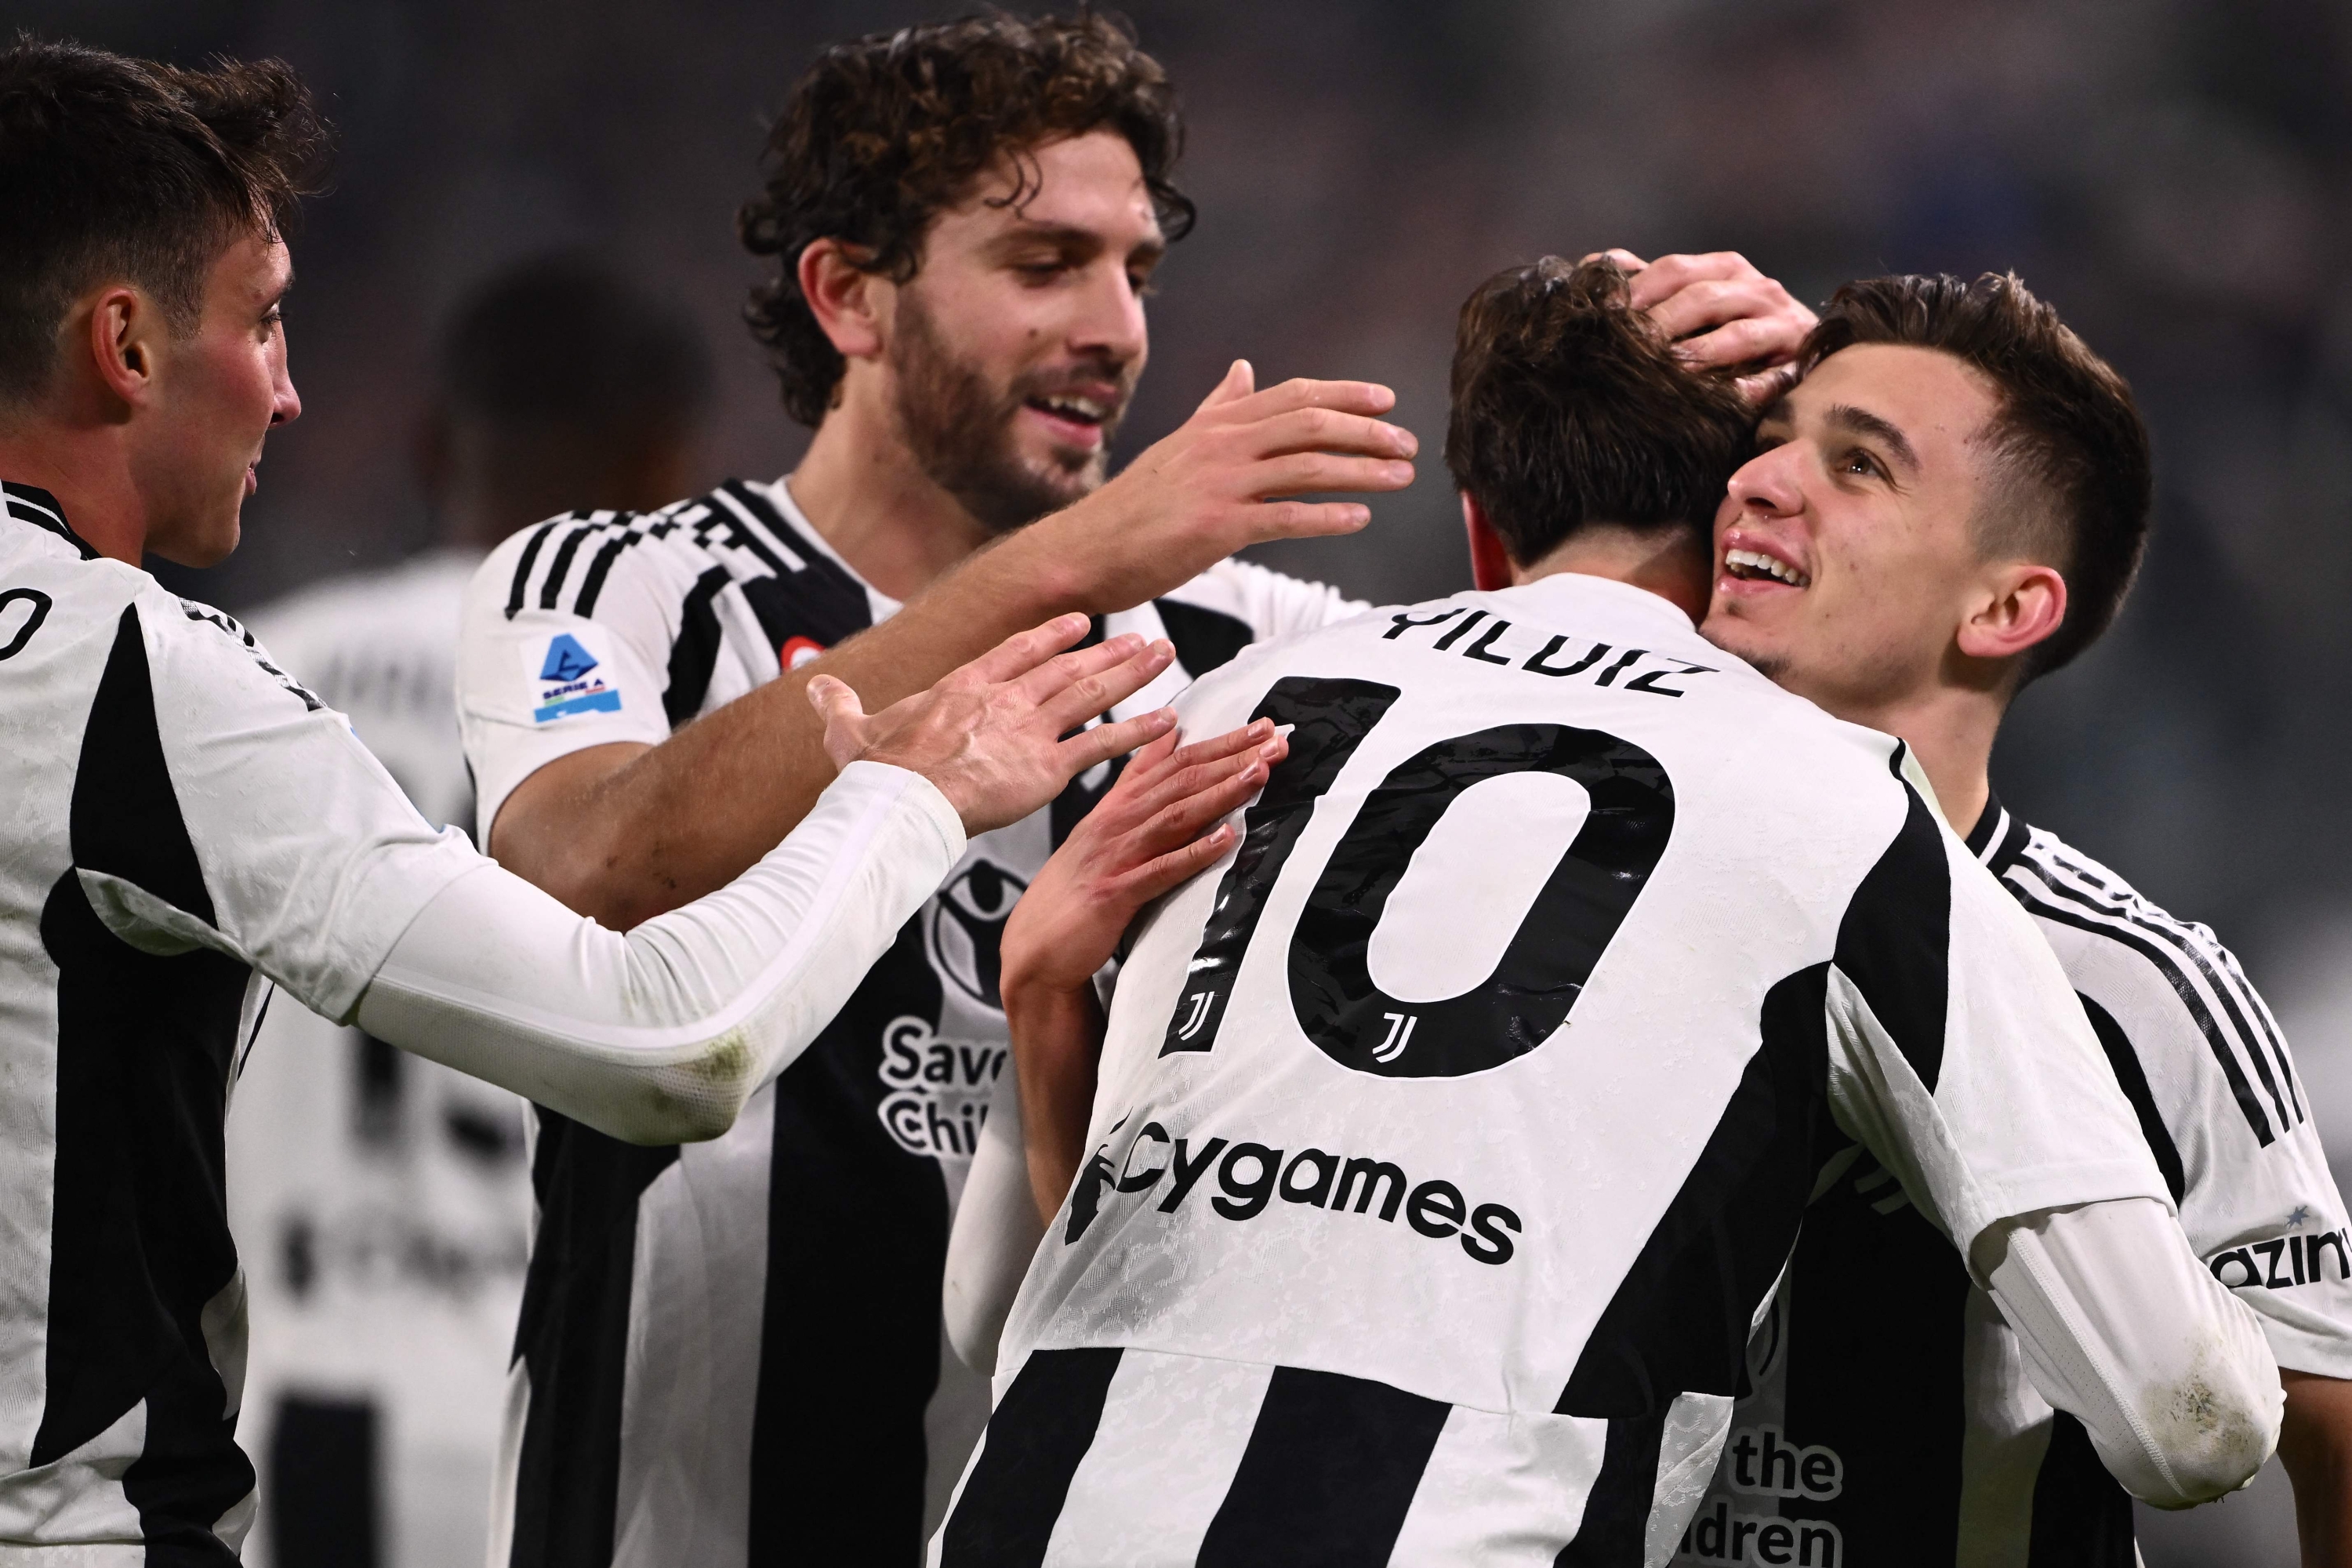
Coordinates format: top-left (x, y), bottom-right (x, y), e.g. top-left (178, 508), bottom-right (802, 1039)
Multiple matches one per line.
top-left (884, 129), bottom-right (1161, 533)
top-left (136, 232), bottom-right (301, 568)
top-left (1700, 344), bottom-right (2002, 718)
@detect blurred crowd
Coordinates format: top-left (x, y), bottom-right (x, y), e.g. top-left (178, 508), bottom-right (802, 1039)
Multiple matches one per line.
top-left (22, 2), bottom-right (2351, 1561)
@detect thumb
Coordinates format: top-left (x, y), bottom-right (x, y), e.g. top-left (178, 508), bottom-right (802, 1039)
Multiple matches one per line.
top-left (1195, 358), bottom-right (1254, 415)
top-left (805, 674), bottom-right (869, 765)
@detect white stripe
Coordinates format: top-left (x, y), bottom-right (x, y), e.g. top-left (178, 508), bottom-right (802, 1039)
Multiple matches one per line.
top-left (1974, 807), bottom-right (2009, 867)
top-left (1039, 1348), bottom-right (1269, 1566)
top-left (1649, 1392), bottom-right (1736, 1566)
top-left (706, 487), bottom-right (809, 574)
top-left (1386, 1404), bottom-right (1606, 1565)
top-left (610, 1086), bottom-right (776, 1568)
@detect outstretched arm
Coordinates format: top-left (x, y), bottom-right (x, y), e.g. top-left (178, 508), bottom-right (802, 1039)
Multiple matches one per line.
top-left (358, 619), bottom-right (1178, 1145)
top-left (489, 364), bottom-right (1410, 929)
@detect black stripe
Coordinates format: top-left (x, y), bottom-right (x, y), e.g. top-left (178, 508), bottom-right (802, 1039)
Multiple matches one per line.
top-left (707, 481), bottom-right (799, 578)
top-left (1153, 597), bottom-right (1255, 680)
top-left (1962, 789), bottom-right (2005, 861)
top-left (2006, 872), bottom-right (2274, 1145)
top-left (1558, 964), bottom-right (1832, 1417)
top-left (660, 566), bottom-right (733, 728)
top-left (2038, 848), bottom-right (2299, 1129)
top-left (4, 481), bottom-right (97, 557)
top-left (266, 1395), bottom-right (380, 1568)
top-left (535, 519), bottom-right (611, 612)
top-left (938, 1347), bottom-right (1123, 1568)
top-left (2025, 1411), bottom-right (2135, 1566)
top-left (1987, 811), bottom-right (2031, 877)
top-left (1554, 1408), bottom-right (1668, 1566)
top-left (503, 1112), bottom-right (680, 1568)
top-left (1194, 1367), bottom-right (1450, 1566)
top-left (2079, 993), bottom-right (2186, 1204)
top-left (503, 521), bottom-right (563, 619)
top-left (571, 525), bottom-right (647, 618)
top-left (745, 921), bottom-right (950, 1564)
top-left (37, 606), bottom-right (252, 1544)
top-left (1832, 782), bottom-right (1951, 1091)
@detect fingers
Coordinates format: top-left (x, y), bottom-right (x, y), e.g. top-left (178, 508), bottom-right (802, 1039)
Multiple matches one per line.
top-left (948, 613), bottom-right (1094, 691)
top-left (1035, 640), bottom-right (1176, 735)
top-left (804, 673), bottom-right (869, 768)
top-left (1010, 630), bottom-right (1149, 707)
top-left (1247, 451), bottom-right (1417, 500)
top-left (1194, 358), bottom-right (1255, 412)
top-left (1111, 822), bottom-right (1241, 909)
top-left (1581, 247), bottom-right (1650, 274)
top-left (1734, 363), bottom-right (1802, 409)
top-left (1624, 251), bottom-right (1763, 313)
top-left (1240, 498), bottom-right (1376, 542)
top-left (1674, 312), bottom-right (1816, 376)
top-left (1060, 706), bottom-right (1179, 774)
top-left (1212, 376), bottom-right (1399, 425)
top-left (1242, 405), bottom-right (1420, 462)
top-left (1111, 720), bottom-right (1281, 815)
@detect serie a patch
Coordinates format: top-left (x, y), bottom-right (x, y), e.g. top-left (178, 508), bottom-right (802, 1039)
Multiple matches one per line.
top-left (524, 626), bottom-right (622, 724)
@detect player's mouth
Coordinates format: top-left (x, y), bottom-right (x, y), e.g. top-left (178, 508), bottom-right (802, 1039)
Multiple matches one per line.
top-left (1719, 530), bottom-right (1810, 597)
top-left (1022, 389), bottom-right (1121, 451)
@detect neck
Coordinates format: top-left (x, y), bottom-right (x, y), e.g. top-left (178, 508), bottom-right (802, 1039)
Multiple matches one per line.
top-left (1829, 675), bottom-right (2004, 839)
top-left (1512, 523), bottom-right (1713, 622)
top-left (0, 415), bottom-right (147, 565)
top-left (786, 376), bottom-right (994, 601)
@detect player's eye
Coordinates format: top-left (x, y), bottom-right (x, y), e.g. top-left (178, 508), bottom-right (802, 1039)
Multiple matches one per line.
top-left (1837, 448), bottom-right (1885, 481)
top-left (1128, 271), bottom-right (1159, 299)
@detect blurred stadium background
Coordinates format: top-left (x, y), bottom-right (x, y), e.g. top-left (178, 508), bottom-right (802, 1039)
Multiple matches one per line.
top-left (27, 1), bottom-right (2352, 1559)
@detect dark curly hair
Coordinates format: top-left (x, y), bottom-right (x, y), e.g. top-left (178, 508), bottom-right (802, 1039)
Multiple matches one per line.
top-left (1446, 256), bottom-right (1755, 566)
top-left (0, 36), bottom-right (332, 402)
top-left (739, 10), bottom-right (1192, 427)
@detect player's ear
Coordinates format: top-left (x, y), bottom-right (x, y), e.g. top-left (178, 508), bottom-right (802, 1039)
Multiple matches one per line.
top-left (1463, 492), bottom-right (1516, 593)
top-left (87, 284), bottom-right (160, 409)
top-left (1955, 560), bottom-right (2067, 666)
top-left (799, 238), bottom-right (886, 363)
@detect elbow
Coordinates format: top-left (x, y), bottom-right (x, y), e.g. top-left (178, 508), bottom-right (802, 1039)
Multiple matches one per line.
top-left (586, 1032), bottom-right (760, 1147)
top-left (2130, 1369), bottom-right (2283, 1509)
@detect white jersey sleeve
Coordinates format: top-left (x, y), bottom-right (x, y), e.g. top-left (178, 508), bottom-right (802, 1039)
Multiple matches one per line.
top-left (1992, 825), bottom-right (2352, 1381)
top-left (1153, 557), bottom-right (1370, 641)
top-left (86, 590), bottom-right (483, 1023)
top-left (456, 514), bottom-right (696, 839)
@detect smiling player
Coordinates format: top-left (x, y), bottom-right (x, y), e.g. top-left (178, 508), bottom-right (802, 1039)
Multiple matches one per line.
top-left (1691, 273), bottom-right (2352, 1566)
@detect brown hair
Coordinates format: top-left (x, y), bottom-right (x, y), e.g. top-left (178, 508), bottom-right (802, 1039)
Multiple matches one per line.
top-left (739, 10), bottom-right (1192, 427)
top-left (1803, 273), bottom-right (2152, 680)
top-left (1446, 256), bottom-right (1755, 565)
top-left (0, 37), bottom-right (332, 402)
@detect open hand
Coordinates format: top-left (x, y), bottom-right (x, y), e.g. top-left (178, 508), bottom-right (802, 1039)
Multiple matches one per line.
top-left (1030, 360), bottom-right (1417, 613)
top-left (1584, 248), bottom-right (1818, 405)
top-left (807, 614), bottom-right (1179, 834)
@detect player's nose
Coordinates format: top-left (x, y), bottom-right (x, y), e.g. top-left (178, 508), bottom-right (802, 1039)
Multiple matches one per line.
top-left (1070, 260), bottom-right (1148, 365)
top-left (1726, 440), bottom-right (1802, 519)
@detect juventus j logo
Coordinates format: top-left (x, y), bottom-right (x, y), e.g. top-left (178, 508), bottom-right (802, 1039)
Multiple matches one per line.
top-left (1175, 992), bottom-right (1213, 1041)
top-left (1373, 1011), bottom-right (1418, 1063)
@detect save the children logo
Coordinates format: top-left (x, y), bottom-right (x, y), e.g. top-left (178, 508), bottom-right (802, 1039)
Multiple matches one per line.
top-left (877, 1015), bottom-right (1004, 1163)
top-left (524, 629), bottom-right (622, 724)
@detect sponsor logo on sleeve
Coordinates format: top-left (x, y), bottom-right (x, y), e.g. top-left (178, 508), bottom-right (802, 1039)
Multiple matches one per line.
top-left (524, 630), bottom-right (622, 723)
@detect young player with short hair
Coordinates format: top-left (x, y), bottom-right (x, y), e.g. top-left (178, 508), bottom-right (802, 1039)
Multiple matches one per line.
top-left (941, 258), bottom-right (2281, 1563)
top-left (0, 37), bottom-right (1196, 1562)
top-left (1685, 270), bottom-right (2352, 1566)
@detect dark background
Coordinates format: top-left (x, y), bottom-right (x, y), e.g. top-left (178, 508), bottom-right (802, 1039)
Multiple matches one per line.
top-left (31, 2), bottom-right (2352, 1558)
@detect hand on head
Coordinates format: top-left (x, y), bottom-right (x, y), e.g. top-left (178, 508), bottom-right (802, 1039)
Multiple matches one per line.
top-left (806, 614), bottom-right (1179, 834)
top-left (1034, 358), bottom-right (1418, 613)
top-left (1584, 249), bottom-right (1818, 406)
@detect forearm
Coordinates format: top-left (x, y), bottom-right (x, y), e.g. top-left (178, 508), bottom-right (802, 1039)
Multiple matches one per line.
top-left (362, 761), bottom-right (964, 1143)
top-left (1004, 977), bottom-right (1108, 1224)
top-left (2281, 1370), bottom-right (2352, 1566)
top-left (1974, 1197), bottom-right (2281, 1506)
top-left (492, 529), bottom-right (1090, 927)
top-left (943, 1066), bottom-right (1047, 1376)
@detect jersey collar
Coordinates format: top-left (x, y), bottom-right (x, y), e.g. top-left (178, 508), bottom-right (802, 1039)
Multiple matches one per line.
top-left (2, 481), bottom-right (96, 560)
top-left (1963, 787), bottom-right (2031, 877)
top-left (1497, 569), bottom-right (1700, 637)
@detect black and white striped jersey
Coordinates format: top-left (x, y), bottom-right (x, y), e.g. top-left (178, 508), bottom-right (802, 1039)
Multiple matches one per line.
top-left (1690, 793), bottom-right (2352, 1568)
top-left (0, 485), bottom-right (482, 1560)
top-left (937, 574), bottom-right (2173, 1566)
top-left (453, 476), bottom-right (1363, 1566)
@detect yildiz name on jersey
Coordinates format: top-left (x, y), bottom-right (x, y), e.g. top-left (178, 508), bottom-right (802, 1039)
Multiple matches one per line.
top-left (1676, 1425), bottom-right (1845, 1567)
top-left (1064, 1112), bottom-right (1524, 1265)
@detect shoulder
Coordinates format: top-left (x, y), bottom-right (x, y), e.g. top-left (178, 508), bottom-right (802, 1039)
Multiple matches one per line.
top-left (149, 586), bottom-right (327, 714)
top-left (1156, 557), bottom-right (1370, 642)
